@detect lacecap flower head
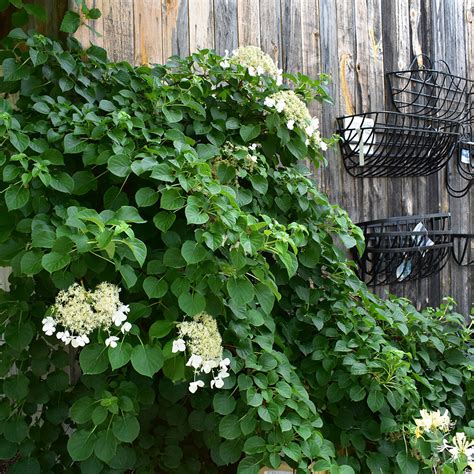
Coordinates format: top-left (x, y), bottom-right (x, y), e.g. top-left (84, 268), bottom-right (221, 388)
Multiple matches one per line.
top-left (172, 312), bottom-right (231, 393)
top-left (43, 282), bottom-right (131, 348)
top-left (230, 46), bottom-right (282, 84)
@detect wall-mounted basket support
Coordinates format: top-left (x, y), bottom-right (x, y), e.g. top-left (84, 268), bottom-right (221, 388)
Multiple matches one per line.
top-left (387, 56), bottom-right (473, 196)
top-left (336, 112), bottom-right (459, 177)
top-left (354, 213), bottom-right (452, 286)
top-left (387, 56), bottom-right (474, 122)
top-left (446, 130), bottom-right (474, 198)
top-left (451, 234), bottom-right (474, 266)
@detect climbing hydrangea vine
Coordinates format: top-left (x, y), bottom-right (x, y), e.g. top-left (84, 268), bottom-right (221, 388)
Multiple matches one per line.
top-left (0, 23), bottom-right (472, 474)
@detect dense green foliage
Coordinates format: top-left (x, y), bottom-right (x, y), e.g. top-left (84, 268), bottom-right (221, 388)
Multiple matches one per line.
top-left (0, 27), bottom-right (472, 474)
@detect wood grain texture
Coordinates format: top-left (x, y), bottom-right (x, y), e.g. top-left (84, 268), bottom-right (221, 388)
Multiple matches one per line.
top-left (214, 0), bottom-right (238, 54)
top-left (237, 0), bottom-right (260, 46)
top-left (72, 0), bottom-right (104, 49)
top-left (189, 0), bottom-right (215, 52)
top-left (66, 0), bottom-right (473, 315)
top-left (101, 0), bottom-right (134, 62)
top-left (259, 0), bottom-right (283, 67)
top-left (161, 0), bottom-right (190, 60)
top-left (134, 0), bottom-right (163, 65)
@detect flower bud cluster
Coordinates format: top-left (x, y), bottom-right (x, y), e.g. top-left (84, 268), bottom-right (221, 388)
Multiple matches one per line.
top-left (264, 90), bottom-right (328, 151)
top-left (228, 46), bottom-right (283, 85)
top-left (172, 313), bottom-right (230, 393)
top-left (42, 282), bottom-right (131, 348)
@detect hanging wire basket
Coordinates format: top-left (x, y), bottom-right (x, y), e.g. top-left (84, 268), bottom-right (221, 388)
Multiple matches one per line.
top-left (386, 55), bottom-right (474, 123)
top-left (336, 112), bottom-right (459, 177)
top-left (451, 233), bottom-right (474, 266)
top-left (353, 213), bottom-right (452, 286)
top-left (445, 126), bottom-right (474, 198)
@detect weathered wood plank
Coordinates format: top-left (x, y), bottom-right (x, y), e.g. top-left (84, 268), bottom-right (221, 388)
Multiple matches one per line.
top-left (162, 0), bottom-right (190, 60)
top-left (134, 0), bottom-right (163, 65)
top-left (214, 0), bottom-right (238, 54)
top-left (189, 0), bottom-right (215, 52)
top-left (280, 0), bottom-right (303, 75)
top-left (259, 0), bottom-right (283, 67)
top-left (237, 0), bottom-right (260, 46)
top-left (101, 0), bottom-right (134, 62)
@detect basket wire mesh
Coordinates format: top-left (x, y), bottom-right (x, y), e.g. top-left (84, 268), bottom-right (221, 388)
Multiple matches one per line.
top-left (451, 234), bottom-right (474, 266)
top-left (354, 213), bottom-right (452, 286)
top-left (336, 112), bottom-right (459, 177)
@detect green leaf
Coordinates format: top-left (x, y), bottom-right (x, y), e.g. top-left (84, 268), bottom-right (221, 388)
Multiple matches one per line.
top-left (115, 206), bottom-right (146, 223)
top-left (219, 415), bottom-right (241, 440)
top-left (5, 184), bottom-right (29, 210)
top-left (153, 211), bottom-right (176, 232)
top-left (71, 397), bottom-right (95, 424)
top-left (237, 456), bottom-right (261, 474)
top-left (396, 452), bottom-right (419, 474)
top-left (143, 276), bottom-right (168, 299)
top-left (162, 105), bottom-right (183, 123)
top-left (67, 430), bottom-right (96, 461)
top-left (160, 188), bottom-right (185, 210)
top-left (10, 458), bottom-right (40, 474)
top-left (64, 134), bottom-right (86, 154)
top-left (50, 172), bottom-right (75, 194)
top-left (135, 187), bottom-right (159, 207)
top-left (130, 344), bottom-right (163, 378)
top-left (20, 250), bottom-right (43, 275)
top-left (119, 264), bottom-right (138, 289)
top-left (9, 131), bottom-right (29, 152)
top-left (243, 436), bottom-right (265, 454)
top-left (112, 415), bottom-right (140, 443)
top-left (60, 10), bottom-right (81, 33)
top-left (41, 252), bottom-right (70, 273)
top-left (4, 374), bottom-right (29, 400)
top-left (240, 124), bottom-right (261, 143)
top-left (149, 320), bottom-right (174, 339)
top-left (108, 342), bottom-right (132, 370)
top-left (178, 291), bottom-right (206, 316)
top-left (126, 238), bottom-right (147, 266)
top-left (227, 277), bottom-right (255, 306)
top-left (181, 240), bottom-right (207, 265)
top-left (94, 431), bottom-right (117, 463)
top-left (185, 200), bottom-right (209, 225)
top-left (213, 392), bottom-right (236, 416)
top-left (367, 390), bottom-right (384, 412)
top-left (276, 251), bottom-right (298, 278)
top-left (79, 344), bottom-right (109, 375)
top-left (2, 58), bottom-right (30, 81)
top-left (23, 3), bottom-right (47, 20)
top-left (108, 154), bottom-right (131, 177)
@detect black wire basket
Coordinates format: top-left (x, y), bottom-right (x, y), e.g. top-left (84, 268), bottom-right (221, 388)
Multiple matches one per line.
top-left (336, 112), bottom-right (459, 177)
top-left (354, 213), bottom-right (452, 286)
top-left (387, 56), bottom-right (474, 123)
top-left (451, 234), bottom-right (474, 266)
top-left (446, 129), bottom-right (474, 198)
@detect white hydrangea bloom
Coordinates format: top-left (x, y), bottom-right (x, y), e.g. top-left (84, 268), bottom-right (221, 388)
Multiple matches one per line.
top-left (42, 317), bottom-right (56, 336)
top-left (176, 313), bottom-right (231, 393)
top-left (105, 336), bottom-right (119, 348)
top-left (45, 282), bottom-right (131, 349)
top-left (230, 46), bottom-right (281, 82)
top-left (172, 338), bottom-right (186, 353)
top-left (287, 120), bottom-right (295, 130)
top-left (414, 409), bottom-right (451, 434)
top-left (264, 97), bottom-right (275, 108)
top-left (189, 380), bottom-right (205, 393)
top-left (121, 322), bottom-right (132, 334)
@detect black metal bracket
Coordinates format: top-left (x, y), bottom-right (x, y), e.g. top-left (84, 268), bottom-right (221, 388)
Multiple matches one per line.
top-left (353, 213), bottom-right (453, 286)
top-left (452, 234), bottom-right (474, 266)
top-left (336, 112), bottom-right (459, 177)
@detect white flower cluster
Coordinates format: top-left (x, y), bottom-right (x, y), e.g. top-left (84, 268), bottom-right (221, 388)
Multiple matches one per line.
top-left (439, 432), bottom-right (474, 463)
top-left (264, 90), bottom-right (328, 151)
top-left (225, 46), bottom-right (283, 85)
top-left (171, 313), bottom-right (230, 393)
top-left (414, 408), bottom-right (452, 437)
top-left (42, 282), bottom-right (131, 348)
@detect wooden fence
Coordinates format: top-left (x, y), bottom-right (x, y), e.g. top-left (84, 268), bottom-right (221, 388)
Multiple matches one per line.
top-left (67, 0), bottom-right (473, 315)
